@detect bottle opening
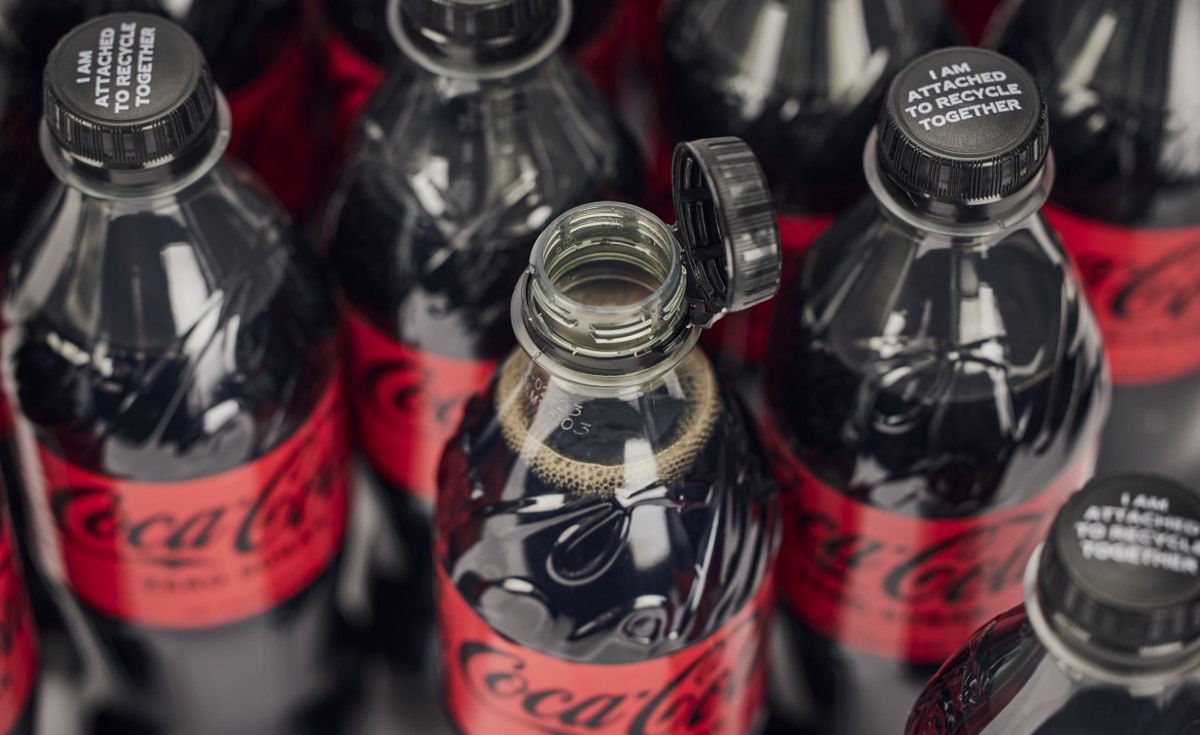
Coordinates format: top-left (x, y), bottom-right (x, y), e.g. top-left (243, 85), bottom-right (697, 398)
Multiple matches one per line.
top-left (527, 204), bottom-right (687, 362)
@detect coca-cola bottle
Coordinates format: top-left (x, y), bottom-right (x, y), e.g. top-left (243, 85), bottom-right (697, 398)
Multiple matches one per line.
top-left (0, 481), bottom-right (37, 735)
top-left (4, 13), bottom-right (354, 733)
top-left (320, 0), bottom-right (639, 161)
top-left (909, 473), bottom-right (1200, 734)
top-left (327, 0), bottom-right (642, 663)
top-left (996, 0), bottom-right (1200, 490)
top-left (763, 47), bottom-right (1110, 734)
top-left (436, 137), bottom-right (780, 735)
top-left (660, 0), bottom-right (957, 365)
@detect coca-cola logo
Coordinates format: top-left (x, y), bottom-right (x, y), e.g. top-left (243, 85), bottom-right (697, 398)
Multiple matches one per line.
top-left (50, 428), bottom-right (341, 569)
top-left (362, 358), bottom-right (472, 430)
top-left (1109, 239), bottom-right (1200, 324)
top-left (792, 510), bottom-right (1043, 607)
top-left (456, 616), bottom-right (764, 735)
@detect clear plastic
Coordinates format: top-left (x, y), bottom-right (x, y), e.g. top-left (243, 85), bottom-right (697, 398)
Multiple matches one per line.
top-left (435, 201), bottom-right (778, 732)
top-left (996, 0), bottom-right (1200, 490)
top-left (764, 159), bottom-right (1110, 732)
top-left (662, 0), bottom-right (956, 216)
top-left (2, 110), bottom-right (354, 733)
top-left (907, 605), bottom-right (1200, 734)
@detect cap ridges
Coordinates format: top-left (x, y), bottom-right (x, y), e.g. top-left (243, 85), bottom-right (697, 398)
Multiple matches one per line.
top-left (43, 12), bottom-right (217, 172)
top-left (1037, 474), bottom-right (1200, 658)
top-left (672, 137), bottom-right (781, 326)
top-left (877, 46), bottom-right (1048, 204)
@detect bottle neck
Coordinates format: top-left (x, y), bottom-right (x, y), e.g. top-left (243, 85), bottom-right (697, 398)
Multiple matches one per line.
top-left (513, 203), bottom-right (702, 388)
top-left (390, 0), bottom-right (571, 81)
top-left (1024, 545), bottom-right (1200, 692)
top-left (39, 92), bottom-right (232, 201)
top-left (864, 129), bottom-right (1054, 239)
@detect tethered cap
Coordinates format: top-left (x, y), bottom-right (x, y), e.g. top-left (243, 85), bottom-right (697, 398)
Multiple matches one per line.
top-left (877, 46), bottom-right (1048, 204)
top-left (671, 137), bottom-right (781, 327)
top-left (1038, 474), bottom-right (1200, 658)
top-left (43, 13), bottom-right (217, 172)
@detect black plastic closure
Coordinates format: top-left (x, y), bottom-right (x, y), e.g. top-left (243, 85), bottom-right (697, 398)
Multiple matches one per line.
top-left (43, 12), bottom-right (217, 174)
top-left (671, 137), bottom-right (781, 327)
top-left (1038, 475), bottom-right (1200, 657)
top-left (398, 0), bottom-right (560, 65)
top-left (877, 46), bottom-right (1047, 204)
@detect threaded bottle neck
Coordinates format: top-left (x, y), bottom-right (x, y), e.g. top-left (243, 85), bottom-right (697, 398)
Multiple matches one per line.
top-left (517, 203), bottom-right (695, 384)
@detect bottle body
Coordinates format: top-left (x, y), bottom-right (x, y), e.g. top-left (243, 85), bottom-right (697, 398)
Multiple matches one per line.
top-left (907, 604), bottom-right (1200, 734)
top-left (997, 0), bottom-right (1200, 488)
top-left (4, 155), bottom-right (354, 733)
top-left (764, 196), bottom-right (1109, 732)
top-left (320, 0), bottom-right (639, 165)
top-left (660, 0), bottom-right (956, 364)
top-left (328, 52), bottom-right (642, 662)
top-left (437, 347), bottom-right (779, 734)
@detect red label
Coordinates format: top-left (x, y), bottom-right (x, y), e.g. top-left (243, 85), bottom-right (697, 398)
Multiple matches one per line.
top-left (226, 32), bottom-right (324, 217)
top-left (37, 381), bottom-right (349, 630)
top-left (0, 511), bottom-right (35, 733)
top-left (702, 212), bottom-right (831, 366)
top-left (438, 565), bottom-right (771, 735)
top-left (1046, 204), bottom-right (1200, 385)
top-left (767, 428), bottom-right (1092, 664)
top-left (343, 307), bottom-right (499, 501)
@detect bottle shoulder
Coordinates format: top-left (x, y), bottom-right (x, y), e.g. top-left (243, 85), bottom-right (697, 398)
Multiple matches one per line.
top-left (436, 351), bottom-right (779, 663)
top-left (998, 0), bottom-right (1200, 227)
top-left (908, 605), bottom-right (1200, 734)
top-left (3, 166), bottom-right (339, 480)
top-left (663, 0), bottom-right (955, 213)
top-left (334, 59), bottom-right (642, 241)
top-left (766, 201), bottom-right (1109, 515)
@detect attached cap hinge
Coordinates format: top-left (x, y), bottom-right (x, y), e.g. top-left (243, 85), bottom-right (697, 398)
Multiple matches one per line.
top-left (670, 137), bottom-right (781, 329)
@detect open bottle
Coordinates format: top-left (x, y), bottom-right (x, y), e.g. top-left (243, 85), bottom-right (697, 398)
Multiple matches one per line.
top-left (436, 137), bottom-right (781, 735)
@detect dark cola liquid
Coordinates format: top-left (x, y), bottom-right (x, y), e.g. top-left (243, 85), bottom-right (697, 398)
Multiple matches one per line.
top-left (998, 0), bottom-right (1200, 489)
top-left (5, 167), bottom-right (355, 735)
top-left (908, 607), bottom-right (1200, 734)
top-left (436, 354), bottom-right (777, 682)
top-left (662, 0), bottom-right (957, 217)
top-left (764, 201), bottom-right (1108, 734)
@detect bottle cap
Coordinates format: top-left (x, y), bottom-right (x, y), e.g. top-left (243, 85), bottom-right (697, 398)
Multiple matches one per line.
top-left (43, 13), bottom-right (217, 173)
top-left (671, 137), bottom-right (781, 327)
top-left (877, 46), bottom-right (1048, 204)
top-left (1038, 475), bottom-right (1200, 657)
top-left (396, 0), bottom-right (561, 65)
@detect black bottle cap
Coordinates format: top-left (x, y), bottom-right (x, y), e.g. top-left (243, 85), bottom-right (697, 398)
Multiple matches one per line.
top-left (1038, 475), bottom-right (1200, 657)
top-left (671, 137), bottom-right (781, 327)
top-left (877, 47), bottom-right (1048, 204)
top-left (397, 0), bottom-right (561, 64)
top-left (43, 13), bottom-right (217, 172)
